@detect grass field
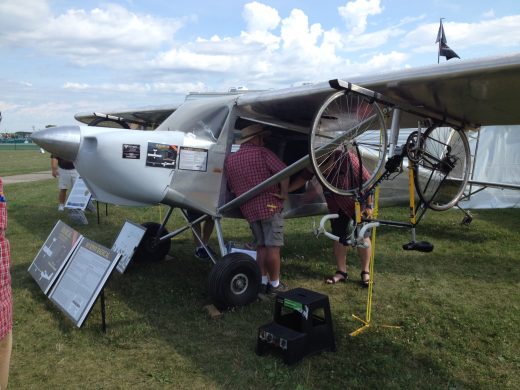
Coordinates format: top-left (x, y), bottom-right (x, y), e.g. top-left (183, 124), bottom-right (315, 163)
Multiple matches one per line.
top-left (0, 149), bottom-right (50, 176)
top-left (3, 171), bottom-right (520, 388)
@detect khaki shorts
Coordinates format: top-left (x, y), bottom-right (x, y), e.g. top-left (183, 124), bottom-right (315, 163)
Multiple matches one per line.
top-left (249, 213), bottom-right (284, 247)
top-left (58, 168), bottom-right (78, 190)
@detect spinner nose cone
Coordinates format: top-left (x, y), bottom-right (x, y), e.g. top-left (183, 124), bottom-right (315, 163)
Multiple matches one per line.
top-left (31, 126), bottom-right (81, 161)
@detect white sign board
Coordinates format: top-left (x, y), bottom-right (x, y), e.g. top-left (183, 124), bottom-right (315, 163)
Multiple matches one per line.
top-left (28, 220), bottom-right (83, 294)
top-left (48, 238), bottom-right (120, 327)
top-left (65, 177), bottom-right (92, 210)
top-left (112, 220), bottom-right (146, 273)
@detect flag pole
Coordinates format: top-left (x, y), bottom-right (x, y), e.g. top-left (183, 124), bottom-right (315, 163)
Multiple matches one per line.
top-left (437, 18), bottom-right (443, 64)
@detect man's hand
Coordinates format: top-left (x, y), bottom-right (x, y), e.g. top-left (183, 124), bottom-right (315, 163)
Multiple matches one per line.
top-left (363, 207), bottom-right (373, 219)
top-left (270, 192), bottom-right (288, 200)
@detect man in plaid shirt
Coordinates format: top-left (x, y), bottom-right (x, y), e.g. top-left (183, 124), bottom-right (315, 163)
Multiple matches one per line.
top-left (225, 124), bottom-right (289, 295)
top-left (0, 177), bottom-right (12, 389)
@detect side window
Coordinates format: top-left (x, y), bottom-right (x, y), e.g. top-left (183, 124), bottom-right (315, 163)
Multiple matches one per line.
top-left (188, 106), bottom-right (229, 141)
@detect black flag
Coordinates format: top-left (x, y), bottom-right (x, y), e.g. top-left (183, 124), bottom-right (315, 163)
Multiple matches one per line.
top-left (436, 18), bottom-right (460, 62)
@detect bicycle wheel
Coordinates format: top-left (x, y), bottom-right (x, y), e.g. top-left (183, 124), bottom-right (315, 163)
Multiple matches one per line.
top-left (309, 91), bottom-right (387, 196)
top-left (414, 126), bottom-right (471, 211)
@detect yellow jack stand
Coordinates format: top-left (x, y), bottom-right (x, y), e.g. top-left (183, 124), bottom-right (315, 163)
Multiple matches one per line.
top-left (350, 186), bottom-right (402, 337)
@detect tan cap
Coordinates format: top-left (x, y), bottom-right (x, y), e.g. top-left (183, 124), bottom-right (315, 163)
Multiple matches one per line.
top-left (237, 124), bottom-right (271, 144)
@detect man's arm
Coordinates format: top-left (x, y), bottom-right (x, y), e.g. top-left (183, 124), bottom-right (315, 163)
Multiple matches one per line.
top-left (51, 157), bottom-right (59, 178)
top-left (279, 177), bottom-right (289, 200)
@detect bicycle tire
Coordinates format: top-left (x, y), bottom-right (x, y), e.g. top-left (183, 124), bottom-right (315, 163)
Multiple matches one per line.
top-left (309, 91), bottom-right (387, 196)
top-left (414, 126), bottom-right (471, 211)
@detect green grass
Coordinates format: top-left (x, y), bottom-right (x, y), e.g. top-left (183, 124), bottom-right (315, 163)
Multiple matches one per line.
top-left (0, 150), bottom-right (50, 176)
top-left (3, 177), bottom-right (520, 389)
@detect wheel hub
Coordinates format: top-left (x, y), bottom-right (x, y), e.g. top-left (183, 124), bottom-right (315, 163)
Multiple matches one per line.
top-left (230, 273), bottom-right (249, 295)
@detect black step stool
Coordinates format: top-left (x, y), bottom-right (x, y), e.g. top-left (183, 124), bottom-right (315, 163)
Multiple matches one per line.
top-left (256, 287), bottom-right (335, 364)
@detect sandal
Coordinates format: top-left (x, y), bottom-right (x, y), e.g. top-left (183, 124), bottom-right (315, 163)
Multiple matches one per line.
top-left (360, 271), bottom-right (370, 288)
top-left (326, 270), bottom-right (348, 284)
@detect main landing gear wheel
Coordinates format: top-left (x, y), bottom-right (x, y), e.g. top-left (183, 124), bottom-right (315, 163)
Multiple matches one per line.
top-left (133, 222), bottom-right (171, 262)
top-left (309, 91), bottom-right (388, 196)
top-left (207, 252), bottom-right (260, 311)
top-left (414, 126), bottom-right (471, 211)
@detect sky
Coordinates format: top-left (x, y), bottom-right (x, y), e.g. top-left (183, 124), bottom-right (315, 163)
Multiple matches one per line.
top-left (1, 0), bottom-right (520, 132)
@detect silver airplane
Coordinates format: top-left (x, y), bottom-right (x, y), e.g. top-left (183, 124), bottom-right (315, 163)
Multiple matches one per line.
top-left (32, 52), bottom-right (520, 310)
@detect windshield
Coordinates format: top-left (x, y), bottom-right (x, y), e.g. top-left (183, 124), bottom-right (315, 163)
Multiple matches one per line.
top-left (157, 98), bottom-right (231, 142)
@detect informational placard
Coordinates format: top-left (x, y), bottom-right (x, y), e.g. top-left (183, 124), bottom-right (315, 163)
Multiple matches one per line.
top-left (178, 147), bottom-right (208, 171)
top-left (146, 142), bottom-right (178, 169)
top-left (48, 238), bottom-right (121, 328)
top-left (112, 220), bottom-right (147, 273)
top-left (122, 144), bottom-right (141, 159)
top-left (28, 220), bottom-right (83, 294)
top-left (65, 177), bottom-right (92, 210)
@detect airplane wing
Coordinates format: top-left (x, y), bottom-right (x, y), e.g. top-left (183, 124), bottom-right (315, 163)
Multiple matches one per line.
top-left (74, 105), bottom-right (178, 129)
top-left (236, 52), bottom-right (520, 130)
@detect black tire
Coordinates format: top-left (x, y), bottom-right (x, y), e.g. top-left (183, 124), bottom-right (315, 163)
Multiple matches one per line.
top-left (309, 91), bottom-right (387, 196)
top-left (414, 126), bottom-right (471, 211)
top-left (207, 253), bottom-right (260, 310)
top-left (133, 222), bottom-right (171, 262)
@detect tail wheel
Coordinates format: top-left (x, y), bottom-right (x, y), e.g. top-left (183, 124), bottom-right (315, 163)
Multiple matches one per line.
top-left (207, 252), bottom-right (260, 310)
top-left (309, 91), bottom-right (387, 196)
top-left (414, 126), bottom-right (471, 211)
top-left (133, 222), bottom-right (171, 262)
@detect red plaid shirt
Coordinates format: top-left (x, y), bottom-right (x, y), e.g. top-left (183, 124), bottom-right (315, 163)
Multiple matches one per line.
top-left (324, 151), bottom-right (371, 218)
top-left (0, 177), bottom-right (12, 339)
top-left (225, 144), bottom-right (287, 222)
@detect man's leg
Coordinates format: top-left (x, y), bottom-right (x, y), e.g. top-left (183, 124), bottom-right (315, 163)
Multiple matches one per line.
top-left (256, 245), bottom-right (268, 279)
top-left (358, 237), bottom-right (371, 284)
top-left (0, 331), bottom-right (12, 390)
top-left (326, 241), bottom-right (348, 283)
top-left (201, 219), bottom-right (215, 245)
top-left (265, 245), bottom-right (281, 282)
top-left (58, 189), bottom-right (67, 205)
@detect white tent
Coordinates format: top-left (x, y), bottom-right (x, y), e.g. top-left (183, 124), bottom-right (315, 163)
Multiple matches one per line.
top-left (462, 126), bottom-right (520, 209)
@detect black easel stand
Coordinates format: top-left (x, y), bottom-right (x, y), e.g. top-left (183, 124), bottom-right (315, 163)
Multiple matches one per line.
top-left (95, 201), bottom-right (109, 225)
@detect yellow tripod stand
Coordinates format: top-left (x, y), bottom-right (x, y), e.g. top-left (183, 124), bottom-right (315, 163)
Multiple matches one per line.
top-left (350, 157), bottom-right (420, 336)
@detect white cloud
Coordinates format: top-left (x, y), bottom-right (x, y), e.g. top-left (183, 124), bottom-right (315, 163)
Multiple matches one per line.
top-left (63, 82), bottom-right (90, 90)
top-left (338, 0), bottom-right (383, 35)
top-left (63, 81), bottom-right (207, 94)
top-left (0, 1), bottom-right (183, 65)
top-left (242, 1), bottom-right (280, 32)
top-left (402, 16), bottom-right (520, 54)
top-left (0, 101), bottom-right (21, 111)
top-left (0, 0), bottom-right (51, 43)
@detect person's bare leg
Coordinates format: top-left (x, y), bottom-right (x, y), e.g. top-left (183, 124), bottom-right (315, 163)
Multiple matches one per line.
top-left (265, 246), bottom-right (281, 281)
top-left (327, 241), bottom-right (348, 283)
top-left (201, 219), bottom-right (215, 245)
top-left (0, 331), bottom-right (12, 390)
top-left (358, 237), bottom-right (371, 283)
top-left (256, 245), bottom-right (268, 278)
top-left (59, 189), bottom-right (67, 205)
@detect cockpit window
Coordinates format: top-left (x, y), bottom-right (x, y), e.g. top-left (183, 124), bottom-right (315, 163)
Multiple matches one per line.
top-left (157, 99), bottom-right (231, 141)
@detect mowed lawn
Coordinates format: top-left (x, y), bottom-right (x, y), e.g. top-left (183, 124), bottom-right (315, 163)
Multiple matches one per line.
top-left (2, 155), bottom-right (520, 389)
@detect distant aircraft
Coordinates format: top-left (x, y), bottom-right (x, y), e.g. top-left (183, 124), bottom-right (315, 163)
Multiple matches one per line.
top-left (32, 52), bottom-right (520, 309)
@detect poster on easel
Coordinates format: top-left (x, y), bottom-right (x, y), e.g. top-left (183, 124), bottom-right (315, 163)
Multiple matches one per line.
top-left (48, 238), bottom-right (121, 328)
top-left (65, 177), bottom-right (92, 210)
top-left (28, 220), bottom-right (83, 294)
top-left (112, 220), bottom-right (147, 273)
